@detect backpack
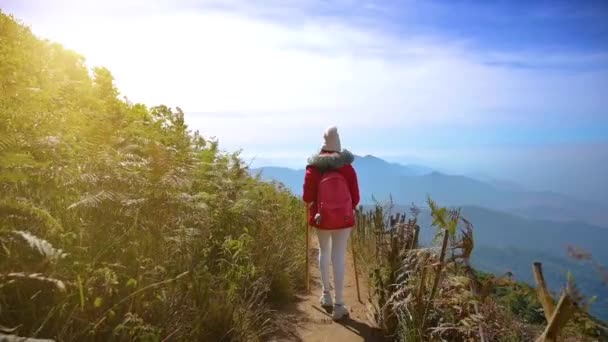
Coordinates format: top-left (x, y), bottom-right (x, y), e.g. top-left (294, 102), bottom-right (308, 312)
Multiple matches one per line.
top-left (316, 170), bottom-right (353, 228)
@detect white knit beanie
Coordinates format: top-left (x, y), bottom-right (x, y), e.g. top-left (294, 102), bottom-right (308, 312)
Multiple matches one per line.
top-left (321, 126), bottom-right (341, 152)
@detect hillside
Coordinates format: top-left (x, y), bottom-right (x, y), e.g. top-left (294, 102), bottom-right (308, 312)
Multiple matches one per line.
top-left (252, 156), bottom-right (608, 227)
top-left (370, 204), bottom-right (608, 320)
top-left (430, 206), bottom-right (608, 319)
top-left (352, 202), bottom-right (607, 341)
top-left (0, 12), bottom-right (306, 341)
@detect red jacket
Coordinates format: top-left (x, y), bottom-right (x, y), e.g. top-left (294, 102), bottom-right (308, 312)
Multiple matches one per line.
top-left (302, 150), bottom-right (360, 229)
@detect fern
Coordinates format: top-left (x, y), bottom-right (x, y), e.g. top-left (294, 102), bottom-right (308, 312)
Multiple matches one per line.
top-left (159, 171), bottom-right (190, 189)
top-left (67, 190), bottom-right (119, 210)
top-left (12, 230), bottom-right (66, 261)
top-left (0, 200), bottom-right (63, 234)
top-left (37, 135), bottom-right (60, 147)
top-left (0, 134), bottom-right (20, 153)
top-left (0, 12), bottom-right (308, 341)
top-left (0, 272), bottom-right (66, 292)
top-left (79, 173), bottom-right (100, 184)
top-left (0, 333), bottom-right (55, 342)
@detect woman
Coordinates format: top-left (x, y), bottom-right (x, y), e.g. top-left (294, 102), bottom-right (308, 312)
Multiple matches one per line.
top-left (302, 126), bottom-right (360, 321)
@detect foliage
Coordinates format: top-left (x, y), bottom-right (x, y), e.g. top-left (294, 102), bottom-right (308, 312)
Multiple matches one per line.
top-left (354, 199), bottom-right (605, 341)
top-left (475, 271), bottom-right (545, 324)
top-left (0, 11), bottom-right (305, 341)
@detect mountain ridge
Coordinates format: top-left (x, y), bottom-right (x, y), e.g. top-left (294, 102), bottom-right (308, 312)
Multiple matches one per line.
top-left (250, 154), bottom-right (608, 227)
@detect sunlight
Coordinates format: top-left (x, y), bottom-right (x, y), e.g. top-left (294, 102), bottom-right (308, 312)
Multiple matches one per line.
top-left (2, 2), bottom-right (608, 339)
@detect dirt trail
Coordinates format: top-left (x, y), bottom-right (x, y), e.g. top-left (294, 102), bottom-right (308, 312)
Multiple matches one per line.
top-left (273, 237), bottom-right (385, 342)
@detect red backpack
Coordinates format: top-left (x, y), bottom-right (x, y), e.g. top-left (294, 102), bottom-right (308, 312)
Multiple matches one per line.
top-left (317, 170), bottom-right (354, 229)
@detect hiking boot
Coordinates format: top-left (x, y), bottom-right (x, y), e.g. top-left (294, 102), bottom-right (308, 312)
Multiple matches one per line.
top-left (319, 291), bottom-right (333, 309)
top-left (332, 304), bottom-right (349, 321)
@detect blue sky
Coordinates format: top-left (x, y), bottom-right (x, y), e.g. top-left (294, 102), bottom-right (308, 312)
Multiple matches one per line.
top-left (3, 0), bottom-right (608, 203)
top-left (222, 1), bottom-right (608, 52)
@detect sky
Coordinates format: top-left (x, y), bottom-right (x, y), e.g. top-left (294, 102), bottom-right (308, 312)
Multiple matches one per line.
top-left (3, 0), bottom-right (608, 204)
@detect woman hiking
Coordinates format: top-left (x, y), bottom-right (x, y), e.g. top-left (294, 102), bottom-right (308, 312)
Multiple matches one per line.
top-left (303, 126), bottom-right (360, 321)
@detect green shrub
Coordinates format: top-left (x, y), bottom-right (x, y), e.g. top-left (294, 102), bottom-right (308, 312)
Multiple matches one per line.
top-left (0, 11), bottom-right (304, 341)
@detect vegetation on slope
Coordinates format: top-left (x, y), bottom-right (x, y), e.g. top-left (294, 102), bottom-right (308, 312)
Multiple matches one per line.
top-left (353, 200), bottom-right (607, 341)
top-left (0, 11), bottom-right (305, 341)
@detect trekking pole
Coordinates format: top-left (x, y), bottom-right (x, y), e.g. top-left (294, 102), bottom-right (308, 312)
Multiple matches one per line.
top-left (351, 234), bottom-right (362, 303)
top-left (305, 205), bottom-right (311, 294)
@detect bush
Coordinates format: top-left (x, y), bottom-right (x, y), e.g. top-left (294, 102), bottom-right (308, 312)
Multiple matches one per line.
top-left (354, 199), bottom-right (604, 342)
top-left (0, 11), bottom-right (305, 341)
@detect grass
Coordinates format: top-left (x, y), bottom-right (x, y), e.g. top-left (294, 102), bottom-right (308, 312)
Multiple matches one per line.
top-left (353, 198), bottom-right (606, 341)
top-left (0, 11), bottom-right (306, 341)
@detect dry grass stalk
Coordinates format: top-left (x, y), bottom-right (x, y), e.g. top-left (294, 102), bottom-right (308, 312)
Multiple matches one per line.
top-left (305, 206), bottom-right (311, 294)
top-left (535, 293), bottom-right (576, 342)
top-left (532, 261), bottom-right (579, 342)
top-left (351, 237), bottom-right (362, 303)
top-left (421, 228), bottom-right (450, 332)
top-left (533, 262), bottom-right (556, 321)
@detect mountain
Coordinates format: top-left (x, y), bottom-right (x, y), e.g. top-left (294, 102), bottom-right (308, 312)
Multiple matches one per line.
top-left (462, 206), bottom-right (608, 263)
top-left (508, 204), bottom-right (604, 224)
top-left (250, 154), bottom-right (434, 199)
top-left (466, 173), bottom-right (526, 192)
top-left (353, 155), bottom-right (434, 177)
top-left (250, 155), bottom-right (608, 227)
top-left (407, 205), bottom-right (608, 261)
top-left (251, 166), bottom-right (304, 194)
top-left (460, 206), bottom-right (608, 321)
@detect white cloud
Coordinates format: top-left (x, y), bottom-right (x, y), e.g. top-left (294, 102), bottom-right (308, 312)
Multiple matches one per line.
top-left (8, 0), bottom-right (607, 157)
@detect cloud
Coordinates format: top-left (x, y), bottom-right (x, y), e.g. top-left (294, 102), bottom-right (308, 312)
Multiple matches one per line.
top-left (6, 0), bottom-right (608, 152)
top-left (4, 0), bottom-right (608, 204)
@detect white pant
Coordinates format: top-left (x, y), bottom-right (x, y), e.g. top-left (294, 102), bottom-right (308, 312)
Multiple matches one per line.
top-left (315, 227), bottom-right (352, 305)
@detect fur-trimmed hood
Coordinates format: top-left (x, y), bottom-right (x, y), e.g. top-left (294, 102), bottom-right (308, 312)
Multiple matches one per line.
top-left (306, 149), bottom-right (354, 172)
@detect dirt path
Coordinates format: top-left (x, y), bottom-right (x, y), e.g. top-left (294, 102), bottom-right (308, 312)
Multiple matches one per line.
top-left (273, 237), bottom-right (385, 342)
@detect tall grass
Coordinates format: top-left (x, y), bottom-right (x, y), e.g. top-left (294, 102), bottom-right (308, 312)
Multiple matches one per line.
top-left (354, 198), bottom-right (605, 341)
top-left (1, 11), bottom-right (305, 341)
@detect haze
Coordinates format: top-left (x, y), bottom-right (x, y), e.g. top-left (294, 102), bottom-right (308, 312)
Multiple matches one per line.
top-left (5, 0), bottom-right (607, 205)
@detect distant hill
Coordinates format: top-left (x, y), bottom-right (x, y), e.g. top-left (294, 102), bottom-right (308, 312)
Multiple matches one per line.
top-left (508, 204), bottom-right (602, 224)
top-left (405, 205), bottom-right (608, 262)
top-left (354, 155), bottom-right (434, 177)
top-left (251, 166), bottom-right (305, 194)
top-left (460, 206), bottom-right (608, 261)
top-left (250, 154), bottom-right (608, 227)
